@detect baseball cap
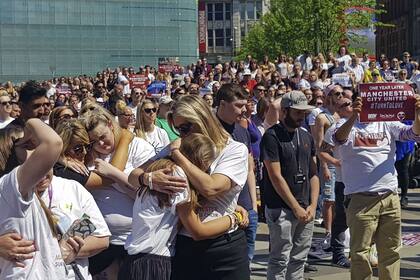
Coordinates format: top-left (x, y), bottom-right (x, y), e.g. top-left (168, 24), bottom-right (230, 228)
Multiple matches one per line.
top-left (243, 69), bottom-right (252, 76)
top-left (159, 95), bottom-right (173, 105)
top-left (281, 91), bottom-right (315, 110)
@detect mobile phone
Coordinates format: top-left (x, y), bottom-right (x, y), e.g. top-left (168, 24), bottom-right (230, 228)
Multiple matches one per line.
top-left (63, 217), bottom-right (96, 240)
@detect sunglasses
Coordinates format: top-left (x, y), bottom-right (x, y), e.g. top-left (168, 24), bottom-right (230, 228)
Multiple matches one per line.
top-left (334, 91), bottom-right (344, 97)
top-left (144, 108), bottom-right (157, 114)
top-left (72, 142), bottom-right (95, 154)
top-left (174, 122), bottom-right (193, 136)
top-left (0, 101), bottom-right (11, 106)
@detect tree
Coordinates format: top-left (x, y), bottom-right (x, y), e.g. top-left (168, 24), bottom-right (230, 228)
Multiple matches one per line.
top-left (238, 0), bottom-right (385, 60)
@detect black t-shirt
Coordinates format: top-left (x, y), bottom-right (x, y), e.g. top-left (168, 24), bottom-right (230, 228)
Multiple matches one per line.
top-left (218, 117), bottom-right (253, 211)
top-left (53, 162), bottom-right (90, 186)
top-left (260, 123), bottom-right (315, 209)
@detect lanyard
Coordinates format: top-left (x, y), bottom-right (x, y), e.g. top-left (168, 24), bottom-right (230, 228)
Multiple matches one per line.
top-left (47, 184), bottom-right (53, 209)
top-left (289, 129), bottom-right (302, 173)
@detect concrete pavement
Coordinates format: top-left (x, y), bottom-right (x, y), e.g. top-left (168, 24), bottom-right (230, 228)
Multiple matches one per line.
top-left (251, 189), bottom-right (420, 280)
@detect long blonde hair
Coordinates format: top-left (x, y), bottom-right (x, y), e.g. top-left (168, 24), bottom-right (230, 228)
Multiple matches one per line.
top-left (54, 119), bottom-right (90, 160)
top-left (168, 95), bottom-right (229, 153)
top-left (142, 133), bottom-right (217, 210)
top-left (134, 99), bottom-right (155, 139)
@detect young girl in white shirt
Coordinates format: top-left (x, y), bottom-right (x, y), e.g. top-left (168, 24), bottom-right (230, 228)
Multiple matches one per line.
top-left (109, 133), bottom-right (244, 280)
top-left (0, 119), bottom-right (84, 279)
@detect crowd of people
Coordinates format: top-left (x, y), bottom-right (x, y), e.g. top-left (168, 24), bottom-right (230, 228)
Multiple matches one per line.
top-left (0, 45), bottom-right (419, 280)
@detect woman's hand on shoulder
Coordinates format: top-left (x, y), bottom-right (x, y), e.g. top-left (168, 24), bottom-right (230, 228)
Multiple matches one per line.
top-left (148, 167), bottom-right (188, 195)
top-left (62, 157), bottom-right (89, 176)
top-left (0, 233), bottom-right (35, 267)
top-left (120, 129), bottom-right (134, 143)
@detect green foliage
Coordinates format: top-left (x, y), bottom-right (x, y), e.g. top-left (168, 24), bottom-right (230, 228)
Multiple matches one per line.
top-left (239, 0), bottom-right (383, 61)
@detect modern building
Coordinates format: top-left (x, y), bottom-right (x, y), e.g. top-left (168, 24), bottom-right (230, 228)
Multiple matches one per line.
top-left (376, 0), bottom-right (420, 61)
top-left (0, 0), bottom-right (198, 82)
top-left (198, 0), bottom-right (269, 63)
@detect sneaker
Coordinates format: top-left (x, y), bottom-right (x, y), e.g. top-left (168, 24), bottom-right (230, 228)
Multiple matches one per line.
top-left (314, 217), bottom-right (323, 225)
top-left (401, 196), bottom-right (409, 209)
top-left (332, 255), bottom-right (351, 268)
top-left (321, 232), bottom-right (331, 251)
top-left (369, 244), bottom-right (378, 267)
top-left (304, 262), bottom-right (318, 272)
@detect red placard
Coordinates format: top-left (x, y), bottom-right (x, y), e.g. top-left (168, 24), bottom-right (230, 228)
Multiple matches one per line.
top-left (359, 83), bottom-right (416, 122)
top-left (198, 1), bottom-right (207, 53)
top-left (129, 74), bottom-right (149, 89)
top-left (158, 64), bottom-right (180, 74)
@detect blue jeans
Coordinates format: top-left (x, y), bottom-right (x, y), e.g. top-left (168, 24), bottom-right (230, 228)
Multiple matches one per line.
top-left (245, 209), bottom-right (258, 261)
top-left (265, 207), bottom-right (314, 280)
top-left (320, 165), bottom-right (336, 202)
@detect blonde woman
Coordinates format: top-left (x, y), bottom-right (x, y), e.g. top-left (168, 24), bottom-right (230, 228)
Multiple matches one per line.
top-left (129, 95), bottom-right (250, 280)
top-left (48, 105), bottom-right (77, 130)
top-left (135, 99), bottom-right (170, 153)
top-left (80, 110), bottom-right (156, 278)
top-left (116, 133), bottom-right (245, 280)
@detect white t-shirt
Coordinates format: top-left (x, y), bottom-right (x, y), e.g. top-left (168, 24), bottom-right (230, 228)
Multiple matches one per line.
top-left (336, 55), bottom-right (351, 67)
top-left (344, 64), bottom-right (364, 83)
top-left (180, 138), bottom-right (248, 236)
top-left (0, 118), bottom-right (14, 129)
top-left (118, 74), bottom-right (131, 95)
top-left (145, 126), bottom-right (171, 154)
top-left (0, 167), bottom-right (67, 280)
top-left (334, 120), bottom-right (406, 195)
top-left (307, 107), bottom-right (326, 126)
top-left (277, 63), bottom-right (289, 78)
top-left (40, 176), bottom-right (111, 280)
top-left (125, 166), bottom-right (189, 257)
top-left (90, 137), bottom-right (156, 245)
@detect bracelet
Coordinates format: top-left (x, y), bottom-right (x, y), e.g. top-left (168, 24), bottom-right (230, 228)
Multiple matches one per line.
top-left (227, 214), bottom-right (236, 231)
top-left (148, 172), bottom-right (153, 190)
top-left (233, 211), bottom-right (243, 225)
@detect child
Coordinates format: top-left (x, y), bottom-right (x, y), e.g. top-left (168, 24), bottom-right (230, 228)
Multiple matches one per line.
top-left (118, 133), bottom-right (244, 280)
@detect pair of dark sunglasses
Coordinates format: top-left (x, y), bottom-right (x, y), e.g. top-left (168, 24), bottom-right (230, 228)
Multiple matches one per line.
top-left (72, 142), bottom-right (95, 154)
top-left (144, 108), bottom-right (157, 114)
top-left (174, 122), bottom-right (193, 136)
top-left (0, 101), bottom-right (11, 106)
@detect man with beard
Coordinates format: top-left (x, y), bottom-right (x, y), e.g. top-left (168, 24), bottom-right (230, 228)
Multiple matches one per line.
top-left (8, 80), bottom-right (50, 128)
top-left (261, 91), bottom-right (319, 280)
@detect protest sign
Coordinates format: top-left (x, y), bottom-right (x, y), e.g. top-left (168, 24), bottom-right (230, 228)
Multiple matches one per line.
top-left (129, 74), bottom-right (149, 89)
top-left (55, 84), bottom-right (72, 96)
top-left (332, 73), bottom-right (352, 87)
top-left (158, 64), bottom-right (180, 74)
top-left (147, 81), bottom-right (167, 98)
top-left (359, 82), bottom-right (416, 122)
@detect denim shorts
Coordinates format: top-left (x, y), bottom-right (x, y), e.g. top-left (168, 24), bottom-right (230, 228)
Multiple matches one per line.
top-left (320, 165), bottom-right (336, 202)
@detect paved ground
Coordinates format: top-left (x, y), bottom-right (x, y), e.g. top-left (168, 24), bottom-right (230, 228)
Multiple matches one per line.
top-left (251, 189), bottom-right (420, 280)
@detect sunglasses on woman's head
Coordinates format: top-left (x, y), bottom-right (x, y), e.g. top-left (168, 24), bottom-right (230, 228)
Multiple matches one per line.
top-left (144, 108), bottom-right (157, 114)
top-left (174, 122), bottom-right (193, 137)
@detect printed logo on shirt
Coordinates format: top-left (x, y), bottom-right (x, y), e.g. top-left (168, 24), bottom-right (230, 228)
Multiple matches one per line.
top-left (354, 131), bottom-right (389, 147)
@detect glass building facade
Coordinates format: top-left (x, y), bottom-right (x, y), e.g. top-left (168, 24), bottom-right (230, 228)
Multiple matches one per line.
top-left (0, 0), bottom-right (198, 82)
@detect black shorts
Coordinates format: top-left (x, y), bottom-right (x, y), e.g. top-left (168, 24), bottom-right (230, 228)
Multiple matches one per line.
top-left (89, 244), bottom-right (127, 275)
top-left (118, 252), bottom-right (172, 280)
top-left (171, 229), bottom-right (250, 280)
